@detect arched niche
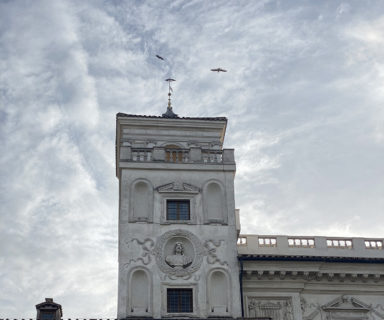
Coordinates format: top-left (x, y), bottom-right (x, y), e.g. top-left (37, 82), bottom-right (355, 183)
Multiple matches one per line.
top-left (207, 269), bottom-right (230, 315)
top-left (203, 181), bottom-right (226, 223)
top-left (130, 180), bottom-right (153, 222)
top-left (128, 268), bottom-right (152, 315)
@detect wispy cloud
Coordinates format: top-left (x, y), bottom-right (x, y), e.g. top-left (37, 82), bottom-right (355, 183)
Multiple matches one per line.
top-left (1, 0), bottom-right (384, 317)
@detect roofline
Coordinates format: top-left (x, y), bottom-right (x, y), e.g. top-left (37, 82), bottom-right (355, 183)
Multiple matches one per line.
top-left (238, 255), bottom-right (384, 264)
top-left (116, 112), bottom-right (228, 122)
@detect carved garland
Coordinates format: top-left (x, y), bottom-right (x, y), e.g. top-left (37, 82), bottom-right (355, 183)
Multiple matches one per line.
top-left (123, 238), bottom-right (155, 267)
top-left (154, 229), bottom-right (204, 277)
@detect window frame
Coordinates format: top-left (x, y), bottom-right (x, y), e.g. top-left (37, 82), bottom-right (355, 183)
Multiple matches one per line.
top-left (167, 288), bottom-right (193, 313)
top-left (160, 194), bottom-right (196, 225)
top-left (166, 199), bottom-right (190, 221)
top-left (162, 284), bottom-right (198, 317)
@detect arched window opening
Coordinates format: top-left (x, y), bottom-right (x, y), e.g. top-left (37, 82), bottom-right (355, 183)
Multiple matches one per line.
top-left (165, 144), bottom-right (186, 163)
top-left (132, 181), bottom-right (152, 221)
top-left (130, 270), bottom-right (150, 314)
top-left (209, 270), bottom-right (229, 314)
top-left (205, 182), bottom-right (224, 222)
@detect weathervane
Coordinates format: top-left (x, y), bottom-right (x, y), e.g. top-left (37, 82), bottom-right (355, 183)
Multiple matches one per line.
top-left (156, 52), bottom-right (228, 117)
top-left (162, 78), bottom-right (178, 118)
top-left (156, 54), bottom-right (178, 118)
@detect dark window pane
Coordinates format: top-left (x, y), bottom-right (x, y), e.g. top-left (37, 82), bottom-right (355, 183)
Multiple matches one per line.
top-left (178, 202), bottom-right (189, 220)
top-left (167, 202), bottom-right (178, 220)
top-left (40, 312), bottom-right (55, 320)
top-left (167, 200), bottom-right (190, 220)
top-left (167, 288), bottom-right (193, 313)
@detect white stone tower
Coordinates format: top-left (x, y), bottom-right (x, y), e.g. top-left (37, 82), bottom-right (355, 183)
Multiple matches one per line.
top-left (115, 111), bottom-right (242, 319)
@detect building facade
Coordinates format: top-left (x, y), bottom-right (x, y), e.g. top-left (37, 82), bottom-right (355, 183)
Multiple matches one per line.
top-left (115, 112), bottom-right (384, 320)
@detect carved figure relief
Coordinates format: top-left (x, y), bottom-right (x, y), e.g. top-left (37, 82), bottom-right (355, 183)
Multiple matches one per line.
top-left (165, 242), bottom-right (192, 269)
top-left (204, 240), bottom-right (228, 265)
top-left (247, 297), bottom-right (293, 320)
top-left (154, 229), bottom-right (204, 277)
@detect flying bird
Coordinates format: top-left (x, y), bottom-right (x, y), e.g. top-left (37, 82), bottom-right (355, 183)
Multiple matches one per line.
top-left (156, 55), bottom-right (165, 61)
top-left (211, 68), bottom-right (227, 72)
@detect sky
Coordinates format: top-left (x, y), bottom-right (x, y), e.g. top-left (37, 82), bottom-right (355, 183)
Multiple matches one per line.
top-left (1, 0), bottom-right (384, 317)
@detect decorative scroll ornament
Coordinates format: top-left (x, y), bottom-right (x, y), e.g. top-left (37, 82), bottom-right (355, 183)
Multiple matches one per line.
top-left (204, 240), bottom-right (228, 266)
top-left (157, 182), bottom-right (200, 194)
top-left (154, 229), bottom-right (204, 277)
top-left (123, 238), bottom-right (155, 267)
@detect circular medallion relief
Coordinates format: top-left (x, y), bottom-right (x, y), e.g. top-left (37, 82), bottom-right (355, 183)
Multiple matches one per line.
top-left (154, 229), bottom-right (204, 277)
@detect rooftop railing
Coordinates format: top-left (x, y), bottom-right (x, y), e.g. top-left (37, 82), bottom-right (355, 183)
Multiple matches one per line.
top-left (120, 146), bottom-right (234, 164)
top-left (237, 235), bottom-right (384, 259)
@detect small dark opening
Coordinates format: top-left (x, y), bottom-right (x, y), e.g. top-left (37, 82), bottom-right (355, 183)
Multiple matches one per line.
top-left (167, 288), bottom-right (193, 313)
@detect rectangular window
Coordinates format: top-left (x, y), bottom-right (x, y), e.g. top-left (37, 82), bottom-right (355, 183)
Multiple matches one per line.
top-left (167, 200), bottom-right (190, 220)
top-left (40, 312), bottom-right (55, 320)
top-left (167, 288), bottom-right (193, 313)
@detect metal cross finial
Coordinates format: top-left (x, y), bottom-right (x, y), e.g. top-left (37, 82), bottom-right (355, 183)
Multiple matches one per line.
top-left (162, 78), bottom-right (178, 118)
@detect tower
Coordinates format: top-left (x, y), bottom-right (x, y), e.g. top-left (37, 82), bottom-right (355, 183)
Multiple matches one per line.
top-left (35, 298), bottom-right (62, 320)
top-left (115, 111), bottom-right (242, 319)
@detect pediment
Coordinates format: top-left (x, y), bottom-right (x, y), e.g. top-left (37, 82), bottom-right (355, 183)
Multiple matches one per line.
top-left (157, 181), bottom-right (200, 194)
top-left (304, 295), bottom-right (384, 320)
top-left (322, 295), bottom-right (370, 312)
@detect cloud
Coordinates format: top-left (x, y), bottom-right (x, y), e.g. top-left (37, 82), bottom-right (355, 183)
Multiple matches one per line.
top-left (1, 0), bottom-right (384, 317)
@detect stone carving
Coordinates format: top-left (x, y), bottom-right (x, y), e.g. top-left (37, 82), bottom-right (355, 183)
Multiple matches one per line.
top-left (154, 229), bottom-right (204, 277)
top-left (157, 181), bottom-right (200, 194)
top-left (301, 297), bottom-right (308, 313)
top-left (376, 304), bottom-right (384, 312)
top-left (248, 297), bottom-right (293, 320)
top-left (123, 238), bottom-right (154, 267)
top-left (204, 240), bottom-right (228, 266)
top-left (168, 274), bottom-right (192, 280)
top-left (165, 242), bottom-right (192, 269)
top-left (302, 295), bottom-right (384, 320)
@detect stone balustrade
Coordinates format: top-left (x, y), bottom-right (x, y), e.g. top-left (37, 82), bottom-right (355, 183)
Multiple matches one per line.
top-left (131, 148), bottom-right (152, 162)
top-left (237, 234), bottom-right (384, 259)
top-left (120, 146), bottom-right (235, 164)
